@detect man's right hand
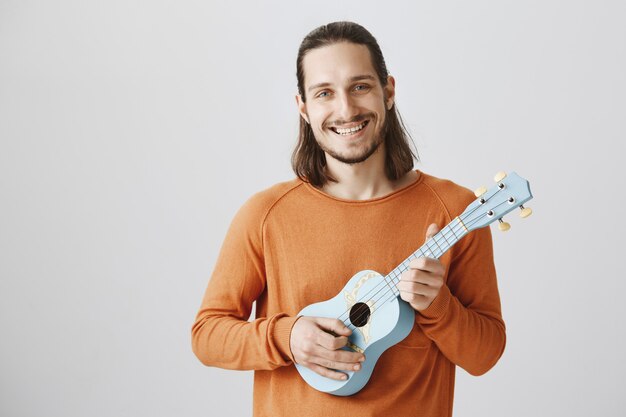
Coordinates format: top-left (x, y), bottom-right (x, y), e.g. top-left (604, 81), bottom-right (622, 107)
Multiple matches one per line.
top-left (289, 316), bottom-right (365, 381)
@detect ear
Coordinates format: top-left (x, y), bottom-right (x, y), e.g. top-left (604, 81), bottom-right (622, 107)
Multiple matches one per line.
top-left (384, 75), bottom-right (396, 110)
top-left (295, 94), bottom-right (309, 124)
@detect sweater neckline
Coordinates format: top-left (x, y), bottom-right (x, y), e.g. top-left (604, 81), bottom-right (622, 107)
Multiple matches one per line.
top-left (301, 169), bottom-right (424, 204)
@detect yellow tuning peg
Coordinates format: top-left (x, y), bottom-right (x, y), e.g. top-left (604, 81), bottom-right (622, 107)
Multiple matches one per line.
top-left (494, 171), bottom-right (507, 182)
top-left (498, 219), bottom-right (511, 231)
top-left (474, 186), bottom-right (487, 197)
top-left (520, 205), bottom-right (533, 218)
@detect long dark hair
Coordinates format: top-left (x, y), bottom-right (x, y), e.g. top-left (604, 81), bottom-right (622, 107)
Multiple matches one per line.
top-left (292, 21), bottom-right (418, 187)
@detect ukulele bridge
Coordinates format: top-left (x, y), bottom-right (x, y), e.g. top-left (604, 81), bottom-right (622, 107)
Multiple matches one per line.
top-left (346, 341), bottom-right (364, 354)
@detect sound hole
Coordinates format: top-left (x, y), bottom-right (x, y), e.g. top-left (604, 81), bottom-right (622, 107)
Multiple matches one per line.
top-left (349, 302), bottom-right (371, 328)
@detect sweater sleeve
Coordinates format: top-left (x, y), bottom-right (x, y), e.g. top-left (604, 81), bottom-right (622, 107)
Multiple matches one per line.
top-left (191, 194), bottom-right (299, 370)
top-left (416, 223), bottom-right (506, 376)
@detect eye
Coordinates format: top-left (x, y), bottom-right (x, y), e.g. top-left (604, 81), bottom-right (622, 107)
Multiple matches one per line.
top-left (353, 84), bottom-right (371, 93)
top-left (316, 90), bottom-right (331, 98)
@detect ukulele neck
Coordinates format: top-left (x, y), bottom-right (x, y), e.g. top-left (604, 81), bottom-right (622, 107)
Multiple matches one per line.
top-left (384, 217), bottom-right (469, 287)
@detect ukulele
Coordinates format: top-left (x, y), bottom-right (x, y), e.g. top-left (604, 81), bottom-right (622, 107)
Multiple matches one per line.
top-left (295, 171), bottom-right (533, 396)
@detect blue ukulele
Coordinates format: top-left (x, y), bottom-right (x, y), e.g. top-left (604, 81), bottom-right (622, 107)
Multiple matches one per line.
top-left (295, 171), bottom-right (533, 396)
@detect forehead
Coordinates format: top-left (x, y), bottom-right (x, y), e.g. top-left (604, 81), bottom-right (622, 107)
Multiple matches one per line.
top-left (302, 42), bottom-right (378, 88)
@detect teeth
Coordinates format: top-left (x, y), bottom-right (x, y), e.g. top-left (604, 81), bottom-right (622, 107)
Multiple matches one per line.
top-left (334, 121), bottom-right (367, 135)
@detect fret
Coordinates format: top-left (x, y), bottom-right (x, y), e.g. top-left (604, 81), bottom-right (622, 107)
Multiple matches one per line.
top-left (440, 228), bottom-right (451, 246)
top-left (431, 235), bottom-right (444, 254)
top-left (385, 218), bottom-right (469, 281)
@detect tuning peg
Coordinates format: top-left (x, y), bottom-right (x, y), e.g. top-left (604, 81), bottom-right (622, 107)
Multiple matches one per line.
top-left (520, 205), bottom-right (533, 218)
top-left (474, 186), bottom-right (487, 197)
top-left (494, 171), bottom-right (507, 182)
top-left (498, 218), bottom-right (511, 231)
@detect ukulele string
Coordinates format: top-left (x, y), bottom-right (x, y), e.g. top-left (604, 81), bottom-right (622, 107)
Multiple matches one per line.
top-left (340, 213), bottom-right (482, 331)
top-left (333, 207), bottom-right (477, 327)
top-left (345, 200), bottom-right (510, 330)
top-left (377, 208), bottom-right (502, 308)
top-left (337, 221), bottom-right (466, 330)
top-left (335, 215), bottom-right (472, 328)
top-left (336, 184), bottom-right (510, 326)
top-left (333, 195), bottom-right (490, 326)
top-left (339, 195), bottom-right (510, 331)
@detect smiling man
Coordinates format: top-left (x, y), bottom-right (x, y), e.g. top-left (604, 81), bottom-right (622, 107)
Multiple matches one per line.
top-left (192, 22), bottom-right (505, 417)
top-left (298, 45), bottom-right (388, 166)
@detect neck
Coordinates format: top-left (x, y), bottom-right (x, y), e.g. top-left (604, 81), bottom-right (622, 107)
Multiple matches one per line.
top-left (321, 147), bottom-right (417, 200)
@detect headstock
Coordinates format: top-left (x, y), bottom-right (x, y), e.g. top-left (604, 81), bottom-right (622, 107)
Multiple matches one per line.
top-left (461, 171), bottom-right (533, 232)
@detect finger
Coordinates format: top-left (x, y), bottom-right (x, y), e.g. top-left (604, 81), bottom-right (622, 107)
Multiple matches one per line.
top-left (399, 272), bottom-right (443, 291)
top-left (408, 257), bottom-right (445, 274)
top-left (425, 223), bottom-right (440, 241)
top-left (314, 317), bottom-right (352, 337)
top-left (316, 331), bottom-right (349, 350)
top-left (305, 363), bottom-right (350, 381)
top-left (398, 280), bottom-right (440, 298)
top-left (323, 348), bottom-right (365, 364)
top-left (399, 290), bottom-right (431, 305)
top-left (308, 355), bottom-right (363, 372)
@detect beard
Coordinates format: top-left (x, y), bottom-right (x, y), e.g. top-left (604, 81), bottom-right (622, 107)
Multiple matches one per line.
top-left (315, 113), bottom-right (388, 165)
top-left (317, 134), bottom-right (383, 165)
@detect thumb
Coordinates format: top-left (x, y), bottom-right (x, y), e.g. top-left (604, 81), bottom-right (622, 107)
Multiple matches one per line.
top-left (425, 223), bottom-right (440, 241)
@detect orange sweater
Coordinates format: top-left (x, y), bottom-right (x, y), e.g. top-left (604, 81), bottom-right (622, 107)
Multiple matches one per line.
top-left (192, 170), bottom-right (505, 417)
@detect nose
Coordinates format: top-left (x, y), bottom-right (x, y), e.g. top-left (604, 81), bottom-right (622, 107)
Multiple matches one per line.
top-left (335, 92), bottom-right (359, 122)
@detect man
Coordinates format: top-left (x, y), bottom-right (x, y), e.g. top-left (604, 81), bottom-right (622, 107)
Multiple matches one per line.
top-left (192, 21), bottom-right (505, 417)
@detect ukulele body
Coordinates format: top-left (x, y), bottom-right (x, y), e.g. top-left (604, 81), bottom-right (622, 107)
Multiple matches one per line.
top-left (295, 269), bottom-right (415, 396)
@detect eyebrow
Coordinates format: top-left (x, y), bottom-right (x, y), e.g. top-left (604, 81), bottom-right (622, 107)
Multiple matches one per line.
top-left (307, 75), bottom-right (377, 92)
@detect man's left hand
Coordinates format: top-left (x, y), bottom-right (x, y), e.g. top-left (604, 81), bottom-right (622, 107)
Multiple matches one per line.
top-left (397, 223), bottom-right (446, 312)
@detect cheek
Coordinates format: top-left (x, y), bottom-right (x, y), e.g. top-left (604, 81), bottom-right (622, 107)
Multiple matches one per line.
top-left (307, 108), bottom-right (331, 129)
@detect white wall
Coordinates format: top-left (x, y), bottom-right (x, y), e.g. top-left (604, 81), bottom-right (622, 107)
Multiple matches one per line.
top-left (1, 1), bottom-right (624, 416)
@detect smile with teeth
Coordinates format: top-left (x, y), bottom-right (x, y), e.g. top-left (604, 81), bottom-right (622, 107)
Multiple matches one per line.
top-left (331, 121), bottom-right (369, 136)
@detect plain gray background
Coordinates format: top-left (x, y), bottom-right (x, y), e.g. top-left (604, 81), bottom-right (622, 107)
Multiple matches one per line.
top-left (1, 0), bottom-right (625, 416)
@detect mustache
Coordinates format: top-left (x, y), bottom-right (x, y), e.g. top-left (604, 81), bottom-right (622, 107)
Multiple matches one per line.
top-left (325, 113), bottom-right (373, 128)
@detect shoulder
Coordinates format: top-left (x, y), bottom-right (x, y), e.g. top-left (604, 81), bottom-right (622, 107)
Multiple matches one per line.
top-left (242, 178), bottom-right (304, 215)
top-left (221, 178), bottom-right (305, 246)
top-left (418, 171), bottom-right (476, 218)
top-left (233, 178), bottom-right (305, 228)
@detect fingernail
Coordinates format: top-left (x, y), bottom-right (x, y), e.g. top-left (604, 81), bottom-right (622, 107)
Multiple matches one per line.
top-left (353, 364), bottom-right (360, 371)
top-left (341, 374), bottom-right (348, 380)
